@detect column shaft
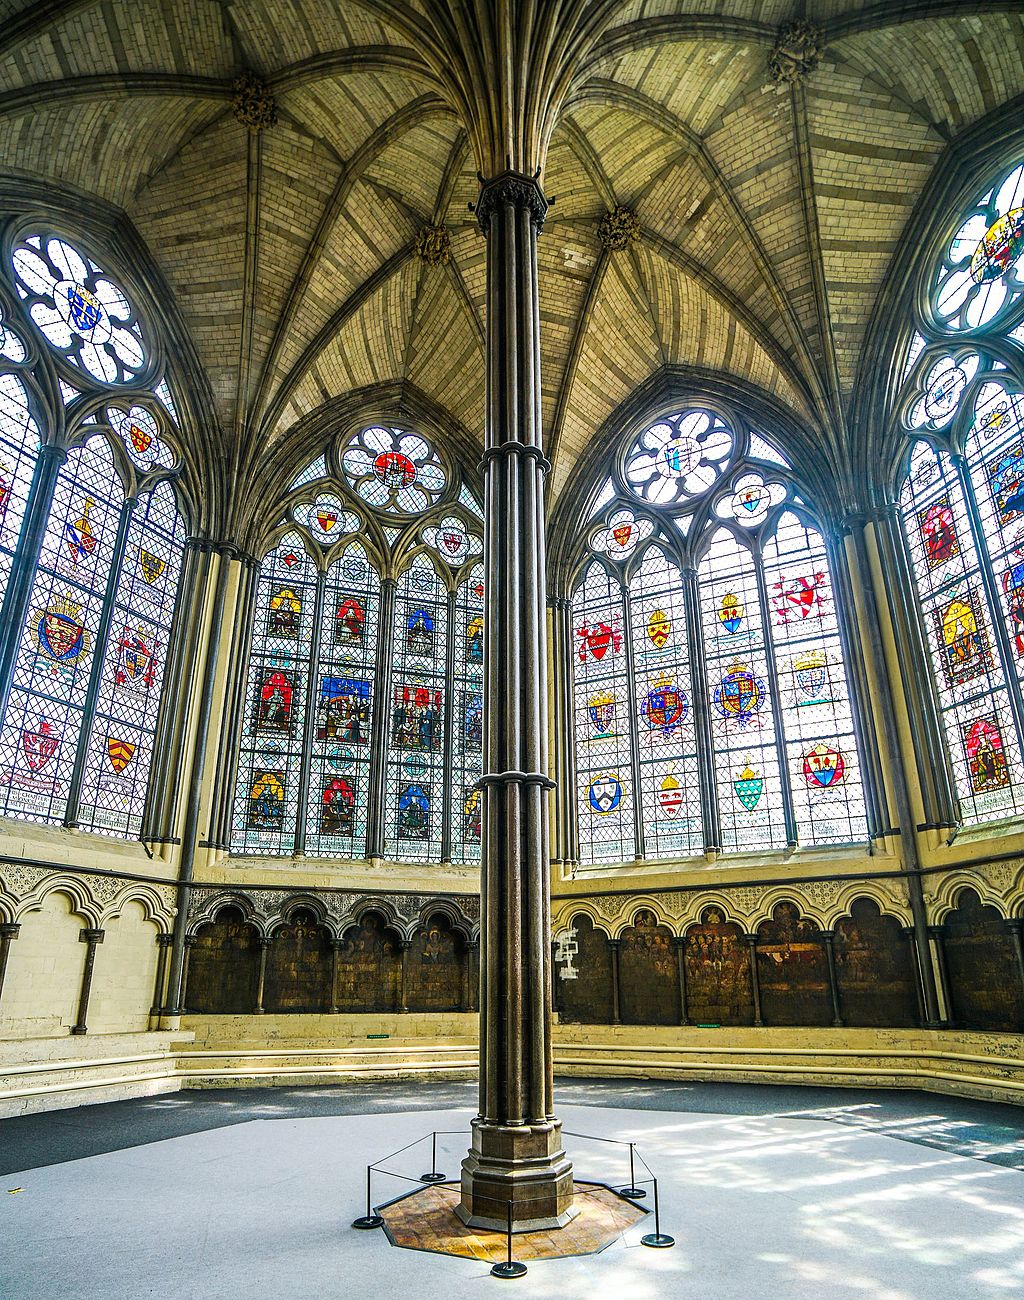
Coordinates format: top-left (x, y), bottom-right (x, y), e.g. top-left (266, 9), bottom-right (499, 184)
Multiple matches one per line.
top-left (72, 929), bottom-right (104, 1035)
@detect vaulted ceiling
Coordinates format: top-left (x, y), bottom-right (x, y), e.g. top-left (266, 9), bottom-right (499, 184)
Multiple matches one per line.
top-left (2, 0), bottom-right (1022, 524)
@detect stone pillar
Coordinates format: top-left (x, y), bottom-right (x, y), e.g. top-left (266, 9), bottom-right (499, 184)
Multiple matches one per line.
top-left (901, 925), bottom-right (927, 1025)
top-left (463, 940), bottom-right (479, 1013)
top-left (254, 936), bottom-right (272, 1014)
top-left (0, 923), bottom-right (20, 1009)
top-left (745, 934), bottom-right (763, 1027)
top-left (72, 929), bottom-right (104, 1035)
top-left (820, 930), bottom-right (844, 1027)
top-left (150, 932), bottom-right (173, 1019)
top-left (608, 938), bottom-right (622, 1026)
top-left (457, 170), bottom-right (574, 1234)
top-left (398, 939), bottom-right (412, 1014)
top-left (330, 939), bottom-right (345, 1014)
top-left (674, 936), bottom-right (690, 1026)
top-left (929, 925), bottom-right (954, 1027)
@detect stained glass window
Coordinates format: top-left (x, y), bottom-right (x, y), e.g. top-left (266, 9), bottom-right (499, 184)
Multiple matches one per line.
top-left (897, 154), bottom-right (1024, 826)
top-left (77, 481), bottom-right (186, 836)
top-left (630, 546), bottom-right (701, 857)
top-left (451, 564), bottom-right (484, 863)
top-left (763, 513), bottom-right (867, 844)
top-left (572, 560), bottom-right (634, 862)
top-left (384, 554), bottom-right (447, 862)
top-left (341, 425), bottom-right (446, 514)
top-left (230, 534), bottom-right (317, 854)
top-left (304, 543), bottom-right (379, 857)
top-left (572, 404), bottom-right (868, 864)
top-left (0, 368), bottom-right (40, 603)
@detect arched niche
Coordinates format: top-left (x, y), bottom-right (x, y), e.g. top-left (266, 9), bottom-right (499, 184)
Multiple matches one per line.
top-left (407, 913), bottom-right (465, 1012)
top-left (755, 901), bottom-right (830, 1027)
top-left (185, 906), bottom-right (260, 1014)
top-left (833, 898), bottom-right (917, 1028)
top-left (335, 911), bottom-right (402, 1013)
top-left (263, 909), bottom-right (332, 1013)
top-left (556, 914), bottom-right (613, 1024)
top-left (619, 908), bottom-right (680, 1026)
top-left (684, 905), bottom-right (754, 1027)
top-left (942, 889), bottom-right (1024, 1032)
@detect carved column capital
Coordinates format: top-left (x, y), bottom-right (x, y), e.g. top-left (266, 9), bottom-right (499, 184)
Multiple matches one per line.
top-left (473, 169), bottom-right (549, 235)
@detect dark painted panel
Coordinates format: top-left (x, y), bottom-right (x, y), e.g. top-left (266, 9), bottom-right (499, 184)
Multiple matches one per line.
top-left (834, 898), bottom-right (917, 1027)
top-left (334, 912), bottom-right (402, 1013)
top-left (185, 908), bottom-right (260, 1014)
top-left (756, 901), bottom-right (831, 1027)
top-left (556, 914), bottom-right (613, 1024)
top-left (685, 907), bottom-right (754, 1027)
top-left (264, 910), bottom-right (332, 1013)
top-left (619, 909), bottom-right (680, 1026)
top-left (944, 889), bottom-right (1024, 1033)
top-left (407, 915), bottom-right (464, 1012)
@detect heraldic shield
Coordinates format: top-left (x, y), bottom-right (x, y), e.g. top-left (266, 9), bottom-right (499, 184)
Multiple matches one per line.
top-left (587, 772), bottom-right (622, 814)
top-left (22, 719), bottom-right (59, 772)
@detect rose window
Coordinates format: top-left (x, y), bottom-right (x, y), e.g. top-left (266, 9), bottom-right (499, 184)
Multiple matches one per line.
top-left (624, 409), bottom-right (733, 506)
top-left (341, 426), bottom-right (446, 514)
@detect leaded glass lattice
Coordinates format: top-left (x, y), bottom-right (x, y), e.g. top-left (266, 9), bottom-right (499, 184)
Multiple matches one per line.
top-left (629, 546), bottom-right (701, 857)
top-left (231, 534), bottom-right (317, 853)
top-left (0, 436), bottom-right (122, 823)
top-left (77, 481), bottom-right (185, 836)
top-left (572, 560), bottom-right (634, 863)
top-left (0, 372), bottom-right (40, 605)
top-left (698, 528), bottom-right (788, 852)
top-left (451, 564), bottom-right (484, 864)
top-left (384, 554), bottom-right (447, 862)
top-left (303, 543), bottom-right (379, 858)
top-left (764, 512), bottom-right (868, 845)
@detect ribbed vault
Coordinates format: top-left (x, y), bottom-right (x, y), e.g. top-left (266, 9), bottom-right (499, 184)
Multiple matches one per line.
top-left (2, 0), bottom-right (1023, 532)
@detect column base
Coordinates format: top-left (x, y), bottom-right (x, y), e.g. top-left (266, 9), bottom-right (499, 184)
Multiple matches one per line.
top-left (457, 1118), bottom-right (576, 1232)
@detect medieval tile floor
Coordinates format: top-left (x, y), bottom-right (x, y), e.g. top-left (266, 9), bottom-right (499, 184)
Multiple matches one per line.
top-left (3, 1080), bottom-right (1024, 1297)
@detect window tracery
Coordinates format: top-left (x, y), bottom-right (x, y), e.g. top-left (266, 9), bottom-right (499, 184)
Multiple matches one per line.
top-left (897, 156), bottom-right (1024, 826)
top-left (569, 405), bottom-right (868, 866)
top-left (231, 425), bottom-right (484, 864)
top-left (0, 228), bottom-right (185, 839)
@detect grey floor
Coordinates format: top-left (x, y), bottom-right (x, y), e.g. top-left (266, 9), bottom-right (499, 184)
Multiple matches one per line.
top-left (3, 1079), bottom-right (1024, 1298)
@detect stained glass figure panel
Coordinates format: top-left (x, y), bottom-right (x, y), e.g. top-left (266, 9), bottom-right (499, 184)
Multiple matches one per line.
top-left (304, 544), bottom-right (379, 858)
top-left (0, 436), bottom-right (122, 823)
top-left (629, 547), bottom-right (701, 857)
top-left (77, 481), bottom-right (185, 836)
top-left (384, 555), bottom-right (447, 862)
top-left (698, 528), bottom-right (788, 852)
top-left (451, 564), bottom-right (484, 863)
top-left (900, 440), bottom-right (1024, 821)
top-left (230, 534), bottom-right (317, 853)
top-left (572, 560), bottom-right (634, 863)
top-left (764, 513), bottom-right (867, 845)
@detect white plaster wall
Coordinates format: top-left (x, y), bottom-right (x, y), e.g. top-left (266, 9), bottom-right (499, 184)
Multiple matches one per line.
top-left (88, 902), bottom-right (160, 1034)
top-left (0, 891), bottom-right (87, 1039)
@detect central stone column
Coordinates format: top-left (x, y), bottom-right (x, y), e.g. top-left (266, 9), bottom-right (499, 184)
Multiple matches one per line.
top-left (456, 170), bottom-right (575, 1232)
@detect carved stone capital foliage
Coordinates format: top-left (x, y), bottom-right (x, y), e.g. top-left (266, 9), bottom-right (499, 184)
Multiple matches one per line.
top-left (232, 71), bottom-right (277, 132)
top-left (474, 171), bottom-right (549, 235)
top-left (768, 21), bottom-right (824, 85)
top-left (597, 206), bottom-right (640, 252)
top-left (415, 224), bottom-right (452, 267)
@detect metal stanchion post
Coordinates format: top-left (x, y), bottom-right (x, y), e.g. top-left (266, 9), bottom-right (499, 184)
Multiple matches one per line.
top-left (619, 1142), bottom-right (646, 1198)
top-left (490, 1200), bottom-right (528, 1278)
top-left (640, 1177), bottom-right (675, 1248)
top-left (420, 1130), bottom-right (447, 1183)
top-left (352, 1164), bottom-right (385, 1229)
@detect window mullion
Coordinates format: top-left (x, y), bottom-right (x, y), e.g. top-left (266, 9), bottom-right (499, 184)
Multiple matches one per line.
top-left (366, 576), bottom-right (397, 858)
top-left (441, 587), bottom-right (457, 864)
top-left (753, 550), bottom-right (798, 847)
top-left (956, 454), bottom-right (1024, 759)
top-left (683, 565), bottom-right (721, 854)
top-left (621, 584), bottom-right (645, 861)
top-left (63, 495), bottom-right (137, 828)
top-left (292, 568), bottom-right (326, 858)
